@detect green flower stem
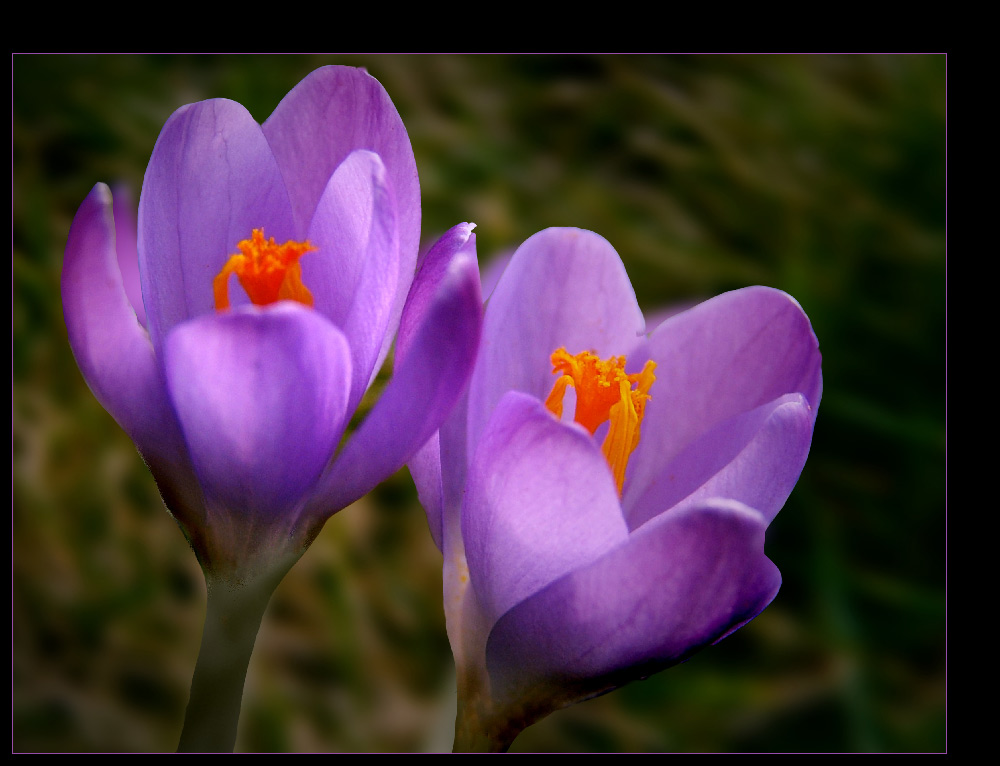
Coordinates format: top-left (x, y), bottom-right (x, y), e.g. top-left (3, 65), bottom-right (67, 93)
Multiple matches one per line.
top-left (452, 677), bottom-right (520, 753)
top-left (443, 545), bottom-right (521, 752)
top-left (446, 589), bottom-right (523, 753)
top-left (453, 710), bottom-right (505, 753)
top-left (176, 572), bottom-right (278, 753)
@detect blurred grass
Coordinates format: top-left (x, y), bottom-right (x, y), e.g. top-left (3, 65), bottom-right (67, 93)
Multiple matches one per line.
top-left (12, 54), bottom-right (945, 752)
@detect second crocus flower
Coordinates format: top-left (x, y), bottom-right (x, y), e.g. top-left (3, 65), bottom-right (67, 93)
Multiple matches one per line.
top-left (409, 227), bottom-right (822, 751)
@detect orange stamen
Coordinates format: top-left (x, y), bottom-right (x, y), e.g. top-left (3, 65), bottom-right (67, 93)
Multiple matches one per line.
top-left (544, 348), bottom-right (656, 495)
top-left (213, 228), bottom-right (316, 311)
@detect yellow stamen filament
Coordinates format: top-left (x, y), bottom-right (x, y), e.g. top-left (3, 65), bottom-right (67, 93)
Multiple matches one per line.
top-left (544, 348), bottom-right (656, 496)
top-left (213, 228), bottom-right (316, 311)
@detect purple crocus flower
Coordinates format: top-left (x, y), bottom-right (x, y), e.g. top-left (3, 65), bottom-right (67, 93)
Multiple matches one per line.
top-left (61, 66), bottom-right (481, 750)
top-left (63, 65), bottom-right (481, 576)
top-left (409, 227), bottom-right (821, 750)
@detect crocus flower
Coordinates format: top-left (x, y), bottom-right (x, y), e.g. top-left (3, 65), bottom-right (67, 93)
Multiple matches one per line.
top-left (62, 66), bottom-right (481, 751)
top-left (409, 227), bottom-right (821, 751)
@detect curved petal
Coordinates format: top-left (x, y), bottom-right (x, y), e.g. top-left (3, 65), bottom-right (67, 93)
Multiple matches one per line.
top-left (302, 236), bottom-right (482, 519)
top-left (409, 385), bottom-right (471, 554)
top-left (464, 392), bottom-right (628, 626)
top-left (397, 223), bottom-right (476, 362)
top-left (467, 228), bottom-right (646, 458)
top-left (62, 183), bottom-right (203, 525)
top-left (63, 184), bottom-right (158, 429)
top-left (485, 500), bottom-right (780, 716)
top-left (626, 393), bottom-right (816, 529)
top-left (138, 99), bottom-right (296, 352)
top-left (409, 432), bottom-right (446, 552)
top-left (110, 184), bottom-right (145, 327)
top-left (163, 303), bottom-right (352, 522)
top-left (263, 65), bottom-right (420, 376)
top-left (404, 224), bottom-right (478, 552)
top-left (626, 286), bottom-right (822, 502)
top-left (305, 150), bottom-right (399, 413)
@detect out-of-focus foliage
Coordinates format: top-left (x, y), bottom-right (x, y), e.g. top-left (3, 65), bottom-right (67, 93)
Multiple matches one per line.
top-left (13, 54), bottom-right (945, 752)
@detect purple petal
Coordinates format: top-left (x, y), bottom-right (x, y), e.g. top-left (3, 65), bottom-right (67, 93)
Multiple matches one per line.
top-left (410, 385), bottom-right (471, 554)
top-left (163, 303), bottom-right (352, 521)
top-left (302, 234), bottom-right (482, 518)
top-left (305, 150), bottom-right (399, 413)
top-left (626, 393), bottom-right (816, 530)
top-left (467, 228), bottom-right (646, 458)
top-left (463, 392), bottom-right (628, 625)
top-left (408, 432), bottom-right (446, 551)
top-left (110, 184), bottom-right (145, 328)
top-left (396, 223), bottom-right (477, 364)
top-left (62, 184), bottom-right (202, 522)
top-left (626, 286), bottom-right (822, 502)
top-left (263, 66), bottom-right (420, 375)
top-left (63, 184), bottom-right (159, 431)
top-left (404, 224), bottom-right (478, 551)
top-left (138, 99), bottom-right (296, 353)
top-left (485, 500), bottom-right (780, 713)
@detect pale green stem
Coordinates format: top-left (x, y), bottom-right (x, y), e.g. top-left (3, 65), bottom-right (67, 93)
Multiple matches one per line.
top-left (452, 670), bottom-right (521, 753)
top-left (176, 572), bottom-right (277, 753)
top-left (443, 548), bottom-right (525, 753)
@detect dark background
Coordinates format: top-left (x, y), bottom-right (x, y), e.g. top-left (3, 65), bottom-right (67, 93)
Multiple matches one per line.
top-left (13, 54), bottom-right (945, 752)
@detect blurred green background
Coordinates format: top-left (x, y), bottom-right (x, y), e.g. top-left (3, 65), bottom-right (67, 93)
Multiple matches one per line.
top-left (12, 54), bottom-right (945, 753)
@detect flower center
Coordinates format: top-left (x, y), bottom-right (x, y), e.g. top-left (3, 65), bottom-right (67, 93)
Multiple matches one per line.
top-left (213, 228), bottom-right (316, 311)
top-left (544, 348), bottom-right (656, 496)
